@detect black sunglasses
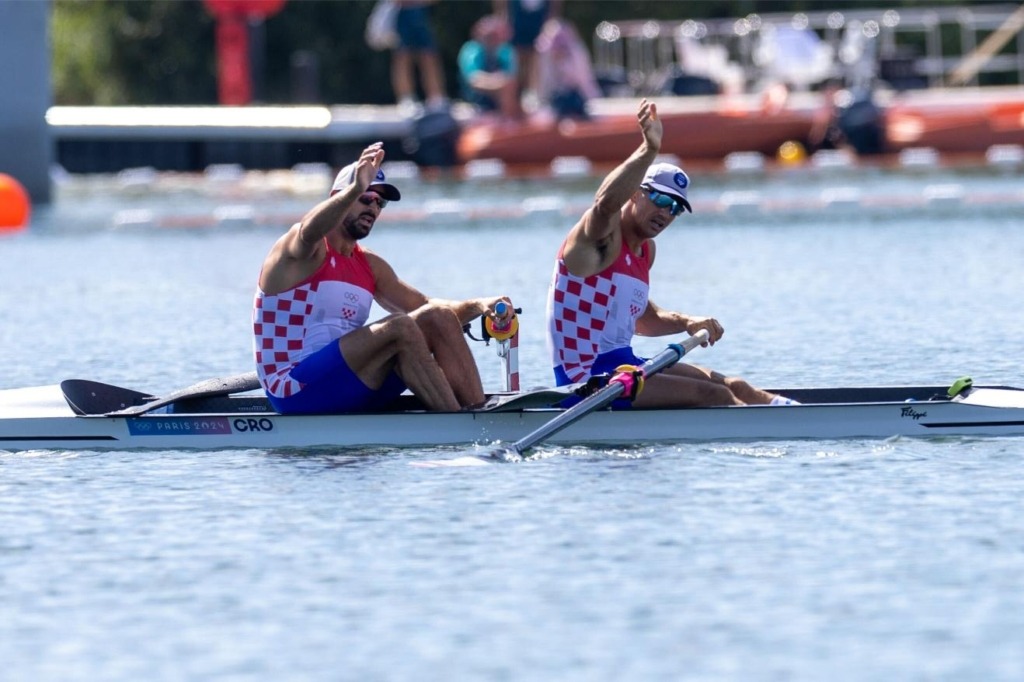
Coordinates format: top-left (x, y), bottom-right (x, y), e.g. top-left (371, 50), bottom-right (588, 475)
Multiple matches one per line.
top-left (358, 193), bottom-right (388, 210)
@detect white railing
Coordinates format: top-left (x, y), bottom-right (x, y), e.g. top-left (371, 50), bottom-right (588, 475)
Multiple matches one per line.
top-left (592, 4), bottom-right (1024, 96)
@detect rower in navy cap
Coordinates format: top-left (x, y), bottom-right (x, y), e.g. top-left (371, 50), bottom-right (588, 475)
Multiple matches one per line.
top-left (253, 141), bottom-right (513, 414)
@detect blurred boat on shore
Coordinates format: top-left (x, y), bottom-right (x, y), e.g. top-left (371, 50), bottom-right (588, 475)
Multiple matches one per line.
top-left (457, 94), bottom-right (821, 165)
top-left (458, 5), bottom-right (1024, 167)
top-left (456, 86), bottom-right (1024, 166)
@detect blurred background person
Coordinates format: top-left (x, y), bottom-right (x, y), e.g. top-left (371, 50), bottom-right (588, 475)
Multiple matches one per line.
top-left (391, 0), bottom-right (448, 115)
top-left (534, 17), bottom-right (600, 121)
top-left (457, 14), bottom-right (523, 122)
top-left (494, 0), bottom-right (560, 111)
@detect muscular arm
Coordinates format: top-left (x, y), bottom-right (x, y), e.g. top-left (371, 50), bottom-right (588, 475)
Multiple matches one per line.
top-left (562, 99), bottom-right (662, 277)
top-left (368, 249), bottom-right (510, 324)
top-left (636, 300), bottom-right (724, 346)
top-left (258, 143), bottom-right (384, 295)
top-left (431, 296), bottom-right (513, 325)
top-left (633, 241), bottom-right (722, 343)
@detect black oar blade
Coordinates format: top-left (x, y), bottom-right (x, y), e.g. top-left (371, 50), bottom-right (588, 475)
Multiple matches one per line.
top-left (61, 379), bottom-right (154, 416)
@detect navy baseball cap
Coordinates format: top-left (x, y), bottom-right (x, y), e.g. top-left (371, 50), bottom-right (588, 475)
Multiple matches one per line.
top-left (330, 163), bottom-right (401, 201)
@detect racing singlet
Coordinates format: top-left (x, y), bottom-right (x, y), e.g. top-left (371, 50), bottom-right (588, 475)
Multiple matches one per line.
top-left (546, 239), bottom-right (651, 384)
top-left (253, 241), bottom-right (375, 399)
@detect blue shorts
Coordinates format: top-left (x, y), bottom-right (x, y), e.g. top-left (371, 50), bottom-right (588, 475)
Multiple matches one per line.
top-left (268, 341), bottom-right (407, 414)
top-left (396, 6), bottom-right (436, 51)
top-left (554, 347), bottom-right (648, 410)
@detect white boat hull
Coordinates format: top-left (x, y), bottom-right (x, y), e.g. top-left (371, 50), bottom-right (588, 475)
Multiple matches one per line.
top-left (3, 383), bottom-right (1024, 452)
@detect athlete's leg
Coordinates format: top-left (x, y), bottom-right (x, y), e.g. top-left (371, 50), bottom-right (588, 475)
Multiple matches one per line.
top-left (410, 303), bottom-right (486, 408)
top-left (632, 371), bottom-right (743, 408)
top-left (633, 362), bottom-right (776, 406)
top-left (665, 363), bottom-right (778, 404)
top-left (338, 313), bottom-right (460, 411)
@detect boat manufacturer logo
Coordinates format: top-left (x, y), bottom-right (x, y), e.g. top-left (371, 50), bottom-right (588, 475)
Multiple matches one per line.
top-left (900, 406), bottom-right (928, 420)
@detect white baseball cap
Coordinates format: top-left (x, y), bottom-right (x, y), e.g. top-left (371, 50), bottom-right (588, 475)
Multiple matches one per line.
top-left (641, 162), bottom-right (692, 213)
top-left (330, 163), bottom-right (401, 201)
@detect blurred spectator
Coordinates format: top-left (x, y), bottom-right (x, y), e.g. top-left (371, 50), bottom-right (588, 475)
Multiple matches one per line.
top-left (494, 0), bottom-right (560, 110)
top-left (457, 15), bottom-right (523, 121)
top-left (391, 0), bottom-right (448, 115)
top-left (808, 86), bottom-right (851, 152)
top-left (534, 18), bottom-right (600, 120)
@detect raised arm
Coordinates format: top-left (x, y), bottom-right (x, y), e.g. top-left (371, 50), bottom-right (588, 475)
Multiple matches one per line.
top-left (562, 99), bottom-right (662, 276)
top-left (291, 143), bottom-right (384, 257)
top-left (258, 143), bottom-right (384, 295)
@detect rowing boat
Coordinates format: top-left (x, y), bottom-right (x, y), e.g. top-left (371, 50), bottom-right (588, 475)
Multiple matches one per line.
top-left (2, 374), bottom-right (1024, 452)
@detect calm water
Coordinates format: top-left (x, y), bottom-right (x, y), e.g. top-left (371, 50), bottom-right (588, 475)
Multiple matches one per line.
top-left (2, 163), bottom-right (1024, 680)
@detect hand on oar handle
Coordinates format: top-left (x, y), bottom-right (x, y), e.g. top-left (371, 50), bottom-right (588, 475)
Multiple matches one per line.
top-left (485, 300), bottom-right (519, 341)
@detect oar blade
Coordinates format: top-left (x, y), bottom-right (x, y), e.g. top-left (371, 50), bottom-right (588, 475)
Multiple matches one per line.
top-left (61, 379), bottom-right (154, 416)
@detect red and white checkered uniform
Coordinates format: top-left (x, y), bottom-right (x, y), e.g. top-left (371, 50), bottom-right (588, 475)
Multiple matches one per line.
top-left (253, 242), bottom-right (375, 398)
top-left (546, 239), bottom-right (651, 383)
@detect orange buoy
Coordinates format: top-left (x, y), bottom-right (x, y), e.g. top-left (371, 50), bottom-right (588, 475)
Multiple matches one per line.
top-left (0, 173), bottom-right (31, 232)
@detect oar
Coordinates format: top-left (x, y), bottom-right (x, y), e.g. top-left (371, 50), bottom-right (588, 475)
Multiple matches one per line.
top-left (107, 372), bottom-right (261, 416)
top-left (490, 329), bottom-right (710, 462)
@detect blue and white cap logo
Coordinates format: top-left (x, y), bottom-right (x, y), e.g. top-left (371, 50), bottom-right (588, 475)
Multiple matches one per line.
top-left (641, 162), bottom-right (692, 213)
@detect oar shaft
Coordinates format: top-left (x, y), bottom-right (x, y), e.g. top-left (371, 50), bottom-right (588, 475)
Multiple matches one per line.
top-left (505, 330), bottom-right (709, 458)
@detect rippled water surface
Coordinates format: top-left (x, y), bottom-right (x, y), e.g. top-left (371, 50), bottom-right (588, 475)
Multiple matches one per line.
top-left (2, 164), bottom-right (1024, 680)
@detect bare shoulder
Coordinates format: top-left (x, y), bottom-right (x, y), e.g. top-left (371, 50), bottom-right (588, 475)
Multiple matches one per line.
top-left (360, 245), bottom-right (388, 269)
top-left (259, 223), bottom-right (323, 294)
top-left (361, 246), bottom-right (399, 282)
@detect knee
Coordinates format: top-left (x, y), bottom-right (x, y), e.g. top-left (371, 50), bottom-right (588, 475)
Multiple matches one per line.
top-left (703, 382), bottom-right (740, 406)
top-left (384, 313), bottom-right (426, 345)
top-left (412, 304), bottom-right (461, 338)
top-left (725, 376), bottom-right (754, 395)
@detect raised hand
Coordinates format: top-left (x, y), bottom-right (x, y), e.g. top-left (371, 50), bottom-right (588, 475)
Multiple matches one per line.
top-left (354, 142), bottom-right (385, 192)
top-left (637, 99), bottom-right (663, 152)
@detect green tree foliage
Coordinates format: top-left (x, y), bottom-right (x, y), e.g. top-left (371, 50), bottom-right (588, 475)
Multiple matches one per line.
top-left (53, 0), bottom-right (216, 105)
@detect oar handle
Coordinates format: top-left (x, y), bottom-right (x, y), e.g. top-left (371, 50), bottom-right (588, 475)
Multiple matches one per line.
top-left (485, 301), bottom-right (518, 341)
